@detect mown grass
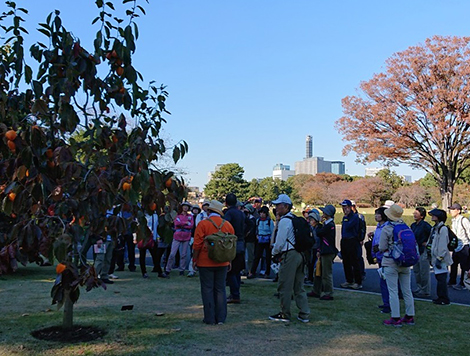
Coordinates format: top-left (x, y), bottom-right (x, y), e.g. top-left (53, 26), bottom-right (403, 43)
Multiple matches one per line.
top-left (0, 264), bottom-right (468, 356)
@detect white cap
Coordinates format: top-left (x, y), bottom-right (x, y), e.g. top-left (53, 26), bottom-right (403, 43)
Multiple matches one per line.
top-left (382, 200), bottom-right (395, 208)
top-left (272, 194), bottom-right (292, 205)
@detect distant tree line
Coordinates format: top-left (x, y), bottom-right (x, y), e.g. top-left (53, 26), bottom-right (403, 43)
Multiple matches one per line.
top-left (203, 164), bottom-right (470, 208)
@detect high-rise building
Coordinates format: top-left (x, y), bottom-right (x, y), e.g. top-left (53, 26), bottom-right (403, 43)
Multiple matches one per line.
top-left (295, 157), bottom-right (331, 175)
top-left (365, 167), bottom-right (385, 177)
top-left (331, 161), bottom-right (346, 175)
top-left (272, 163), bottom-right (295, 181)
top-left (305, 135), bottom-right (313, 159)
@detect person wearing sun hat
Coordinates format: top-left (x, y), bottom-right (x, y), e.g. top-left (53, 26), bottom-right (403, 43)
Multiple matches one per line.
top-left (308, 205), bottom-right (337, 300)
top-left (379, 204), bottom-right (415, 327)
top-left (193, 200), bottom-right (235, 325)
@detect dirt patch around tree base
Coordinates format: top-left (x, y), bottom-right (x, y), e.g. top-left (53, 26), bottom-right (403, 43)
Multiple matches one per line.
top-left (31, 325), bottom-right (107, 343)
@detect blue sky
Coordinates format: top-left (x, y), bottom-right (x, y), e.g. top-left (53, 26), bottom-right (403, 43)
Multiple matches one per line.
top-left (16, 0), bottom-right (470, 189)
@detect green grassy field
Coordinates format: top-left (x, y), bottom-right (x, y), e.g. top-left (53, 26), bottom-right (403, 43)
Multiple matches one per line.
top-left (0, 264), bottom-right (468, 355)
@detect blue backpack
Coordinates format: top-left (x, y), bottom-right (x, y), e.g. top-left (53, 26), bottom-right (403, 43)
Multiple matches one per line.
top-left (390, 223), bottom-right (419, 267)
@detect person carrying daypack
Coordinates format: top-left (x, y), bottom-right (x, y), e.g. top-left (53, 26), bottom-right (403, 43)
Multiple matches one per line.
top-left (193, 200), bottom-right (235, 325)
top-left (427, 208), bottom-right (453, 305)
top-left (248, 206), bottom-right (274, 279)
top-left (448, 203), bottom-right (470, 291)
top-left (379, 204), bottom-right (415, 327)
top-left (269, 194), bottom-right (310, 323)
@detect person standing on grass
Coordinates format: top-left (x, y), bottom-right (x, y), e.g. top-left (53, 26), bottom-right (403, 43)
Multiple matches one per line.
top-left (371, 207), bottom-right (391, 313)
top-left (223, 193), bottom-right (245, 304)
top-left (340, 199), bottom-right (363, 290)
top-left (243, 204), bottom-right (257, 278)
top-left (249, 206), bottom-right (274, 279)
top-left (308, 206), bottom-right (337, 300)
top-left (428, 209), bottom-right (453, 305)
top-left (193, 200), bottom-right (235, 325)
top-left (351, 200), bottom-right (366, 281)
top-left (269, 194), bottom-right (310, 323)
top-left (379, 204), bottom-right (415, 327)
top-left (448, 203), bottom-right (470, 291)
top-left (411, 207), bottom-right (432, 297)
top-left (166, 202), bottom-right (194, 276)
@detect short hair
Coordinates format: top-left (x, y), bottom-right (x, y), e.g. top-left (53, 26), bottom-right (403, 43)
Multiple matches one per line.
top-left (415, 207), bottom-right (426, 219)
top-left (225, 193), bottom-right (237, 207)
top-left (374, 207), bottom-right (388, 222)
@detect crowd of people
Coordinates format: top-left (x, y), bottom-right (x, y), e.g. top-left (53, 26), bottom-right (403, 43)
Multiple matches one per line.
top-left (78, 193), bottom-right (469, 327)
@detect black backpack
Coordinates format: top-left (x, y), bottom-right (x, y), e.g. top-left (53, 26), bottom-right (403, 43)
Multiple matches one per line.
top-left (438, 225), bottom-right (459, 251)
top-left (285, 215), bottom-right (314, 253)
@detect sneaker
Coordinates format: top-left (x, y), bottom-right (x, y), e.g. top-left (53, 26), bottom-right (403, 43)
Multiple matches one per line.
top-left (378, 304), bottom-right (387, 309)
top-left (142, 273), bottom-right (149, 279)
top-left (109, 274), bottom-right (119, 279)
top-left (380, 308), bottom-right (391, 314)
top-left (340, 282), bottom-right (353, 288)
top-left (158, 272), bottom-right (169, 279)
top-left (297, 315), bottom-right (310, 323)
top-left (307, 291), bottom-right (320, 298)
top-left (187, 272), bottom-right (195, 277)
top-left (227, 297), bottom-right (241, 304)
top-left (400, 315), bottom-right (415, 325)
top-left (320, 295), bottom-right (334, 301)
top-left (383, 318), bottom-right (402, 327)
top-left (351, 283), bottom-right (363, 290)
top-left (452, 284), bottom-right (465, 291)
top-left (269, 312), bottom-right (290, 322)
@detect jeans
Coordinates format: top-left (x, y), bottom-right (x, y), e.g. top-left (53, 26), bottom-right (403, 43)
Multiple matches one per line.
top-left (199, 266), bottom-right (228, 324)
top-left (277, 250), bottom-right (310, 319)
top-left (383, 264), bottom-right (414, 318)
top-left (449, 245), bottom-right (469, 286)
top-left (341, 238), bottom-right (362, 285)
top-left (165, 240), bottom-right (189, 272)
top-left (413, 252), bottom-right (431, 294)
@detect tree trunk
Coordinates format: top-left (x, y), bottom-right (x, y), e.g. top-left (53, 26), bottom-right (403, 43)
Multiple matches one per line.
top-left (440, 179), bottom-right (453, 210)
top-left (63, 289), bottom-right (74, 329)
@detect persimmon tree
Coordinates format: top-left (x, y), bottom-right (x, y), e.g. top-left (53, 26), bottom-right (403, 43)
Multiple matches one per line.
top-left (336, 35), bottom-right (470, 208)
top-left (0, 0), bottom-right (187, 328)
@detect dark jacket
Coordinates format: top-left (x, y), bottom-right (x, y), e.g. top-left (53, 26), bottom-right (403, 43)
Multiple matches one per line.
top-left (244, 215), bottom-right (257, 243)
top-left (316, 220), bottom-right (337, 255)
top-left (411, 219), bottom-right (432, 254)
top-left (341, 212), bottom-right (361, 239)
top-left (224, 206), bottom-right (245, 253)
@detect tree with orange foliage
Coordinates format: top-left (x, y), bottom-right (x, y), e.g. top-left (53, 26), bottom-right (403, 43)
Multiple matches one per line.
top-left (336, 35), bottom-right (470, 208)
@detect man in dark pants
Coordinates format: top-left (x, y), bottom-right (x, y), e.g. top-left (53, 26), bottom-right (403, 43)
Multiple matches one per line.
top-left (223, 193), bottom-right (245, 304)
top-left (340, 199), bottom-right (363, 290)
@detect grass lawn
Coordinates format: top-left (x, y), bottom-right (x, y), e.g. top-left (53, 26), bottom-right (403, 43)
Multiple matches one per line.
top-left (0, 264), bottom-right (467, 356)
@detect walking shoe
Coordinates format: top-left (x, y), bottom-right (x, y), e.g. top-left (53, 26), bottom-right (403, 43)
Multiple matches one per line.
top-left (269, 312), bottom-right (290, 322)
top-left (340, 282), bottom-right (353, 288)
top-left (380, 307), bottom-right (391, 314)
top-left (100, 278), bottom-right (114, 284)
top-left (320, 295), bottom-right (334, 301)
top-left (307, 291), bottom-right (320, 298)
top-left (432, 299), bottom-right (450, 305)
top-left (227, 297), bottom-right (241, 304)
top-left (452, 284), bottom-right (466, 291)
top-left (158, 272), bottom-right (169, 279)
top-left (351, 283), bottom-right (363, 290)
top-left (142, 273), bottom-right (149, 279)
top-left (383, 318), bottom-right (402, 327)
top-left (109, 274), bottom-right (119, 279)
top-left (128, 266), bottom-right (136, 272)
top-left (378, 304), bottom-right (387, 309)
top-left (246, 274), bottom-right (255, 279)
top-left (400, 315), bottom-right (415, 325)
top-left (297, 314), bottom-right (310, 323)
top-left (187, 272), bottom-right (196, 277)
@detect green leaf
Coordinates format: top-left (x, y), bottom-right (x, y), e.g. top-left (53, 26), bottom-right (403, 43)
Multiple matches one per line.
top-left (32, 80), bottom-right (43, 99)
top-left (37, 28), bottom-right (51, 37)
top-left (24, 64), bottom-right (32, 83)
top-left (172, 146), bottom-right (180, 164)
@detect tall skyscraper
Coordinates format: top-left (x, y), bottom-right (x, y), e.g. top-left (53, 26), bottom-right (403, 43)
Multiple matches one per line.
top-left (306, 135), bottom-right (313, 159)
